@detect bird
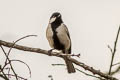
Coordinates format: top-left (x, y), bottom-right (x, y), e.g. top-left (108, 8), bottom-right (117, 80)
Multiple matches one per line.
top-left (46, 12), bottom-right (76, 73)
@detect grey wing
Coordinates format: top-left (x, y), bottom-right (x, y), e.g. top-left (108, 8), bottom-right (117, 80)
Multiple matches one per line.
top-left (63, 24), bottom-right (72, 54)
top-left (46, 24), bottom-right (54, 48)
top-left (63, 24), bottom-right (72, 53)
top-left (64, 24), bottom-right (71, 39)
top-left (56, 23), bottom-right (71, 53)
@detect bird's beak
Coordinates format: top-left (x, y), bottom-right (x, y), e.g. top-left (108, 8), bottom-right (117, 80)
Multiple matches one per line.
top-left (49, 17), bottom-right (56, 23)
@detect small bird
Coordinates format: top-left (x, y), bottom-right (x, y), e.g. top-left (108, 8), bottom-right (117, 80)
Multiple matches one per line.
top-left (46, 12), bottom-right (76, 73)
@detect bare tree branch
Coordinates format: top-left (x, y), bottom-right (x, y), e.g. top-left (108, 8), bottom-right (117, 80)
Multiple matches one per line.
top-left (0, 74), bottom-right (9, 80)
top-left (0, 40), bottom-right (118, 80)
top-left (0, 35), bottom-right (35, 80)
top-left (5, 74), bottom-right (27, 80)
top-left (109, 26), bottom-right (120, 75)
top-left (0, 45), bottom-right (18, 80)
top-left (0, 65), bottom-right (9, 80)
top-left (108, 66), bottom-right (120, 76)
top-left (11, 59), bottom-right (31, 78)
top-left (7, 35), bottom-right (37, 56)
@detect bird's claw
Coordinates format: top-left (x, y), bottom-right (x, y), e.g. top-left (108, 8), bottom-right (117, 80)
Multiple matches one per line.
top-left (48, 49), bottom-right (54, 56)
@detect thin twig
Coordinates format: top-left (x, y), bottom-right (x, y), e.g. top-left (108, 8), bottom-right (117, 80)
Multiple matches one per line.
top-left (5, 35), bottom-right (37, 65)
top-left (110, 66), bottom-right (120, 75)
top-left (11, 59), bottom-right (31, 78)
top-left (6, 67), bottom-right (11, 79)
top-left (108, 26), bottom-right (120, 75)
top-left (1, 35), bottom-right (36, 80)
top-left (52, 64), bottom-right (104, 80)
top-left (0, 46), bottom-right (18, 80)
top-left (5, 74), bottom-right (27, 80)
top-left (75, 68), bottom-right (105, 80)
top-left (0, 74), bottom-right (9, 80)
top-left (2, 35), bottom-right (36, 76)
top-left (112, 62), bottom-right (120, 66)
top-left (108, 45), bottom-right (113, 53)
top-left (7, 35), bottom-right (37, 56)
top-left (0, 66), bottom-right (9, 80)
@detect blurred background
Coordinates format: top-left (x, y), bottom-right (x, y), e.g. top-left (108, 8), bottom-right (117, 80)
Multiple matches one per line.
top-left (0, 0), bottom-right (120, 80)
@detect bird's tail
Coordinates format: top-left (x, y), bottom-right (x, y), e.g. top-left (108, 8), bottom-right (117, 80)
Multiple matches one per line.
top-left (64, 57), bottom-right (76, 73)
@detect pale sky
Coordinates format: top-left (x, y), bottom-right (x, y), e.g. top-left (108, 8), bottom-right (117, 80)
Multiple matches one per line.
top-left (0, 0), bottom-right (120, 80)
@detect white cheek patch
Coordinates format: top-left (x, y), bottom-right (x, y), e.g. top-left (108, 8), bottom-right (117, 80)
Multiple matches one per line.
top-left (49, 17), bottom-right (56, 23)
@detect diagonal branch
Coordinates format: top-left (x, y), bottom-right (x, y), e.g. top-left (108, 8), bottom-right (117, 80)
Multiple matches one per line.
top-left (0, 40), bottom-right (118, 80)
top-left (108, 26), bottom-right (120, 75)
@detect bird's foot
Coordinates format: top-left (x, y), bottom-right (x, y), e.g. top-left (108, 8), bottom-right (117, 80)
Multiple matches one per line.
top-left (48, 49), bottom-right (54, 56)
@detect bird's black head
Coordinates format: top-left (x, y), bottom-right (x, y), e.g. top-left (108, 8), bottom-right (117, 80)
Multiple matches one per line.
top-left (49, 12), bottom-right (63, 24)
